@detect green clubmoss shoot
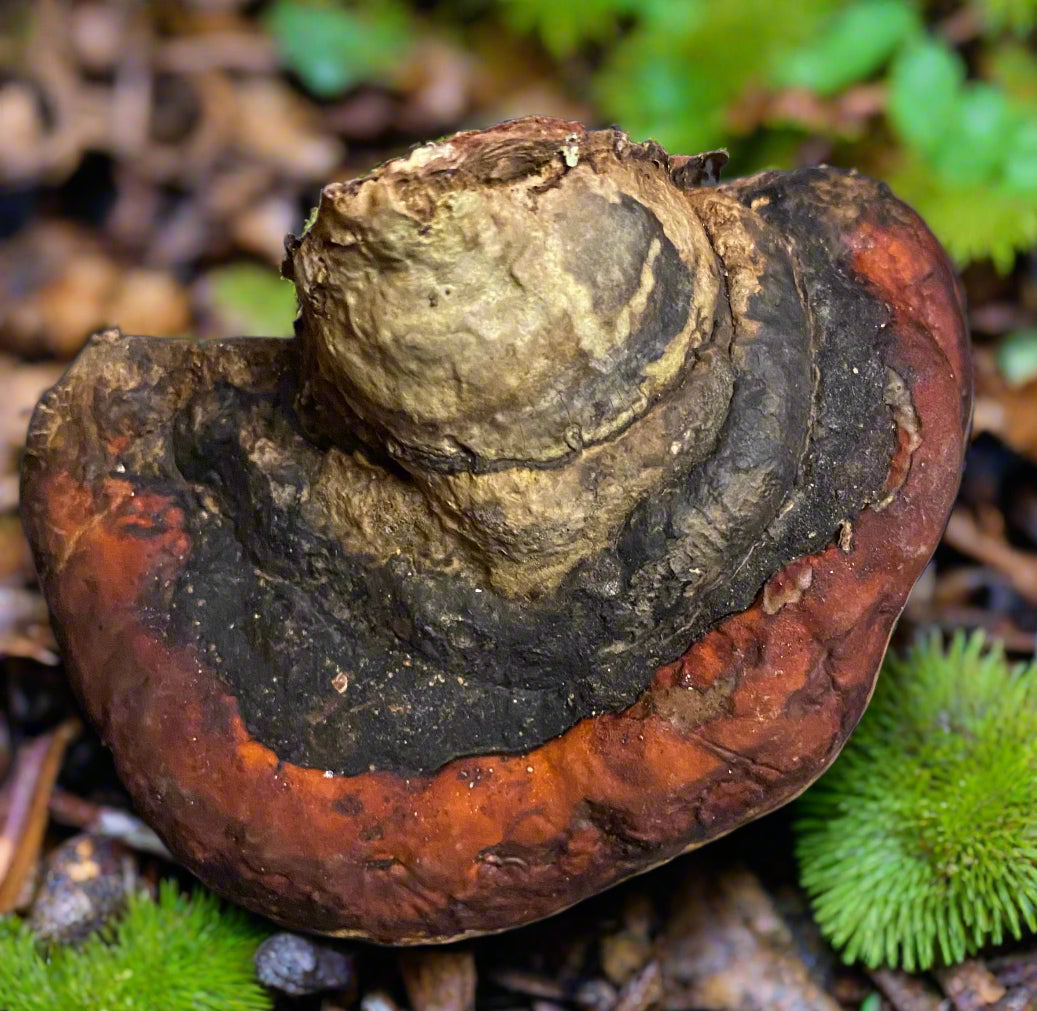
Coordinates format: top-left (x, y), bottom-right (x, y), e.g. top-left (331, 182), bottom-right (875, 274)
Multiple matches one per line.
top-left (796, 630), bottom-right (1037, 971)
top-left (0, 880), bottom-right (272, 1011)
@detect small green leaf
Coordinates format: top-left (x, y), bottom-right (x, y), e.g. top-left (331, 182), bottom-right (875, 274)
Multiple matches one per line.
top-left (860, 994), bottom-right (883, 1011)
top-left (1003, 117), bottom-right (1037, 193)
top-left (263, 0), bottom-right (413, 98)
top-left (975, 0), bottom-right (1037, 36)
top-left (996, 329), bottom-right (1037, 386)
top-left (929, 83), bottom-right (1016, 185)
top-left (596, 41), bottom-right (731, 154)
top-left (301, 203), bottom-right (320, 235)
top-left (206, 264), bottom-right (298, 338)
top-left (775, 0), bottom-right (921, 96)
top-left (986, 41), bottom-right (1037, 110)
top-left (498, 0), bottom-right (647, 58)
top-left (888, 38), bottom-right (964, 157)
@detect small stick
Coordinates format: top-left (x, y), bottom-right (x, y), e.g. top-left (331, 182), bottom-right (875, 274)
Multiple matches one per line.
top-left (48, 789), bottom-right (172, 860)
top-left (0, 718), bottom-right (81, 912)
top-left (944, 509), bottom-right (1037, 606)
top-left (869, 968), bottom-right (950, 1011)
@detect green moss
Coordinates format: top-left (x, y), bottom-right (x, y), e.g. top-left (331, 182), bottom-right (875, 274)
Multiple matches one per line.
top-left (0, 881), bottom-right (272, 1010)
top-left (796, 630), bottom-right (1037, 971)
top-left (302, 203), bottom-right (320, 235)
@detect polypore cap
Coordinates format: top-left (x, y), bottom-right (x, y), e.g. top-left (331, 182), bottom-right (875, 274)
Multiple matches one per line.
top-left (291, 120), bottom-right (721, 470)
top-left (20, 116), bottom-right (971, 944)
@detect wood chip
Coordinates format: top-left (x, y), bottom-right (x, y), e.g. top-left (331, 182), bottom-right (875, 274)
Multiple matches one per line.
top-left (613, 961), bottom-right (663, 1011)
top-left (48, 788), bottom-right (172, 859)
top-left (399, 948), bottom-right (477, 1011)
top-left (870, 969), bottom-right (950, 1011)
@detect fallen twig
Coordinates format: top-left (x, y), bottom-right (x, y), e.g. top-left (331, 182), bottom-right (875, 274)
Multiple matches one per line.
top-left (48, 788), bottom-right (172, 860)
top-left (0, 717), bottom-right (82, 912)
top-left (869, 969), bottom-right (950, 1011)
top-left (943, 509), bottom-right (1037, 606)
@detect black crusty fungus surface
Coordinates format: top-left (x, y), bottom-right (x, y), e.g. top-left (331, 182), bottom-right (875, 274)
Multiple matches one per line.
top-left (113, 164), bottom-right (902, 776)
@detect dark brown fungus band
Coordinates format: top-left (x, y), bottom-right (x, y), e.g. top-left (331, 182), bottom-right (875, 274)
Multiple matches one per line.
top-left (20, 117), bottom-right (971, 943)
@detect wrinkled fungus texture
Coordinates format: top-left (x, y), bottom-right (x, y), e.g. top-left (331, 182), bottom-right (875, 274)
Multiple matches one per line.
top-left (21, 117), bottom-right (971, 942)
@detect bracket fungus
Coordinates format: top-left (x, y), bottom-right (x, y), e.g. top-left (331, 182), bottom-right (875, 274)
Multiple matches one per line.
top-left (21, 117), bottom-right (971, 944)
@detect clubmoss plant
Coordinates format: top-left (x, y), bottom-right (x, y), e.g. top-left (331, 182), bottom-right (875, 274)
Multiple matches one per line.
top-left (796, 629), bottom-right (1037, 971)
top-left (0, 880), bottom-right (272, 1011)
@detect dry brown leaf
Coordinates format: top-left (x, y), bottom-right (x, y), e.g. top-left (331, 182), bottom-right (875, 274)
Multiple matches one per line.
top-left (936, 961), bottom-right (1006, 1011)
top-left (230, 192), bottom-right (300, 264)
top-left (0, 356), bottom-right (65, 451)
top-left (395, 38), bottom-right (476, 132)
top-left (0, 222), bottom-right (191, 356)
top-left (870, 969), bottom-right (949, 1011)
top-left (0, 513), bottom-right (35, 586)
top-left (231, 78), bottom-right (344, 180)
top-left (600, 893), bottom-right (656, 986)
top-left (399, 949), bottom-right (477, 1011)
top-left (973, 347), bottom-right (1037, 462)
top-left (943, 509), bottom-right (1037, 605)
top-left (106, 268), bottom-right (191, 337)
top-left (0, 586), bottom-right (58, 664)
top-left (0, 82), bottom-right (51, 183)
top-left (659, 861), bottom-right (840, 1011)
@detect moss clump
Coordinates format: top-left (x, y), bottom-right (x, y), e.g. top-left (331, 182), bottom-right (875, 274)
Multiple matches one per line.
top-left (796, 630), bottom-right (1037, 971)
top-left (0, 880), bottom-right (272, 1011)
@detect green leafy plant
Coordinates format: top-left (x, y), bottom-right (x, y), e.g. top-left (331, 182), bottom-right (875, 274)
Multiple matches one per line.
top-left (595, 0), bottom-right (842, 156)
top-left (977, 0), bottom-right (1037, 36)
top-left (498, 0), bottom-right (643, 59)
top-left (773, 0), bottom-right (920, 96)
top-left (884, 37), bottom-right (1037, 269)
top-left (777, 1), bottom-right (1037, 268)
top-left (796, 630), bottom-right (1037, 971)
top-left (264, 0), bottom-right (415, 97)
top-left (0, 881), bottom-right (272, 1011)
top-left (500, 0), bottom-right (1037, 269)
top-left (499, 0), bottom-right (843, 153)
